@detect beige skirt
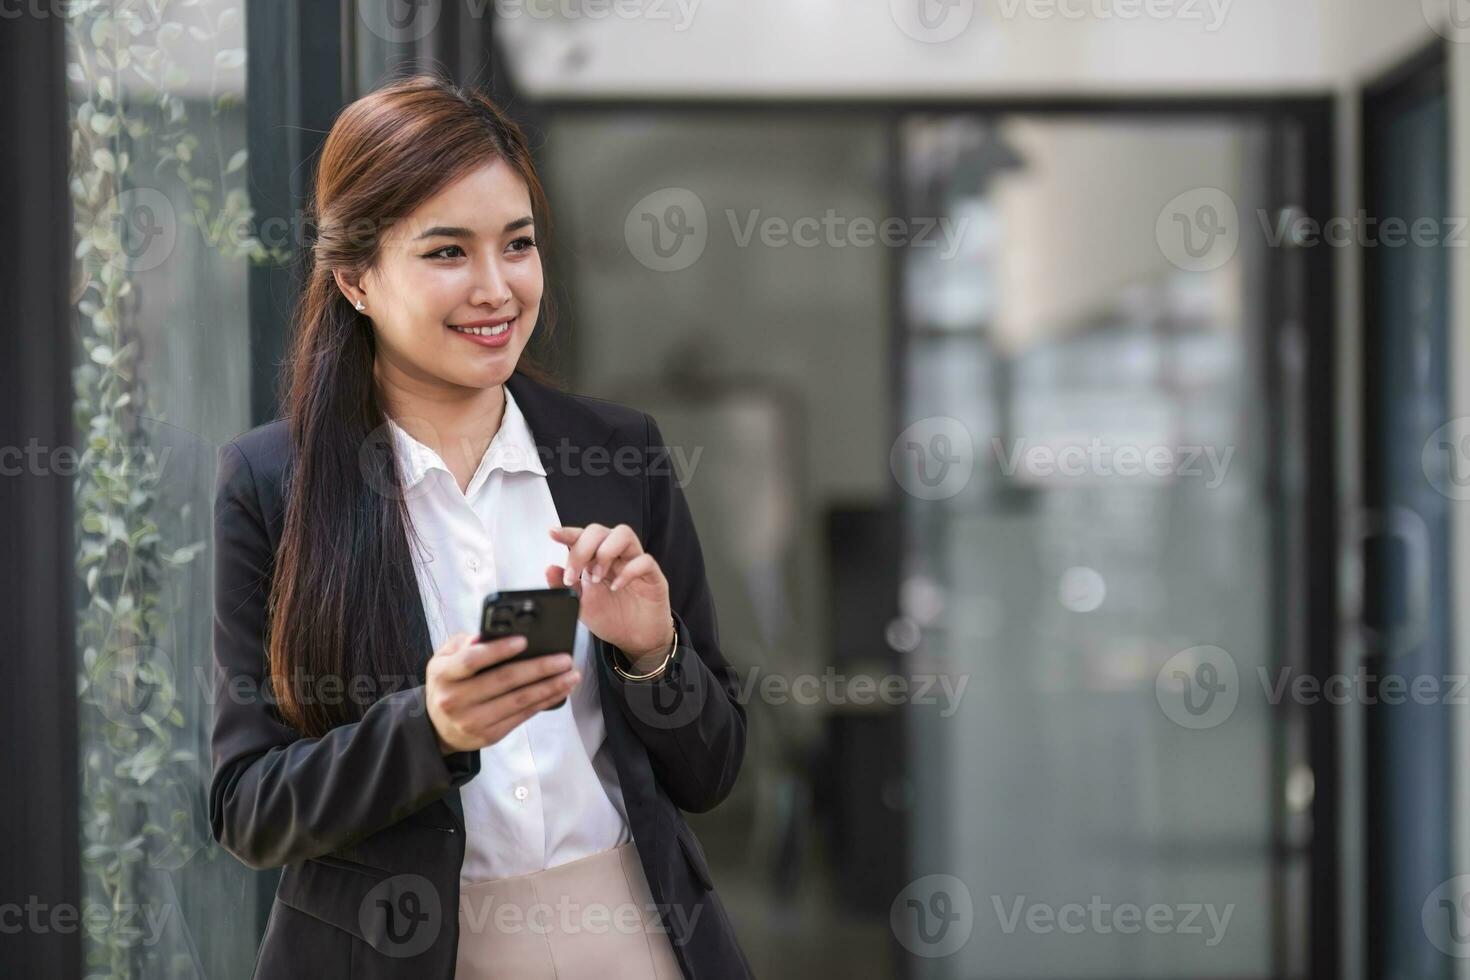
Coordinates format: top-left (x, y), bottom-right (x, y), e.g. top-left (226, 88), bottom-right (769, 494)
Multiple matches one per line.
top-left (455, 842), bottom-right (684, 979)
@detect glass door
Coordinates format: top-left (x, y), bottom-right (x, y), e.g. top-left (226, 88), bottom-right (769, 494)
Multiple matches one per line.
top-left (894, 111), bottom-right (1325, 979)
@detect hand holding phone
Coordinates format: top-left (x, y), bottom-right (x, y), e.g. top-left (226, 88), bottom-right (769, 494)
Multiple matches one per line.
top-left (476, 588), bottom-right (581, 709)
top-left (425, 589), bottom-right (582, 754)
top-left (425, 632), bottom-right (580, 755)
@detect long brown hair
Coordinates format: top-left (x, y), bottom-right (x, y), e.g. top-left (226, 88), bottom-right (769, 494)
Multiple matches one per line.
top-left (268, 75), bottom-right (559, 737)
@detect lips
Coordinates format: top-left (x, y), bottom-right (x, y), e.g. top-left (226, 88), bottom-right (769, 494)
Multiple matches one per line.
top-left (448, 321), bottom-right (512, 337)
top-left (447, 317), bottom-right (515, 347)
top-left (449, 314), bottom-right (516, 330)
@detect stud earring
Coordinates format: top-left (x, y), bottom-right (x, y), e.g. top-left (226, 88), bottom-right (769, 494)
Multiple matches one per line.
top-left (354, 299), bottom-right (365, 311)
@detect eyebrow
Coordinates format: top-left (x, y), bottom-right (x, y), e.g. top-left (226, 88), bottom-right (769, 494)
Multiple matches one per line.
top-left (414, 216), bottom-right (534, 241)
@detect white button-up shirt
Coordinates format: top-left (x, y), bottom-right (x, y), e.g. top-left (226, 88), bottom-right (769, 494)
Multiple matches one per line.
top-left (386, 385), bottom-right (632, 884)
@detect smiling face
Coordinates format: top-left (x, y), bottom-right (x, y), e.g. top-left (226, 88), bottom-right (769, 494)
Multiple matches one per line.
top-left (339, 157), bottom-right (543, 393)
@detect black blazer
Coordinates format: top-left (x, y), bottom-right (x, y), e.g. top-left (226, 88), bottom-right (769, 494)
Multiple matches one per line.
top-left (209, 370), bottom-right (753, 979)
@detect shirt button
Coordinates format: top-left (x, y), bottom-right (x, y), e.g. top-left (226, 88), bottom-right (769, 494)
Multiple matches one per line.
top-left (513, 785), bottom-right (529, 802)
top-left (467, 556), bottom-right (481, 572)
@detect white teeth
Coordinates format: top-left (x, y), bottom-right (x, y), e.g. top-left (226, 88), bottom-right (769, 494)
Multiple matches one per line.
top-left (450, 320), bottom-right (511, 336)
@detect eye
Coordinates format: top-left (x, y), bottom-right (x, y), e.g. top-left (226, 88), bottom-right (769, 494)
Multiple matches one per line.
top-left (508, 236), bottom-right (537, 254)
top-left (424, 244), bottom-right (465, 260)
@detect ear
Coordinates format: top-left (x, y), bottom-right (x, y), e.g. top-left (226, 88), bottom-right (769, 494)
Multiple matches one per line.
top-left (332, 268), bottom-right (366, 310)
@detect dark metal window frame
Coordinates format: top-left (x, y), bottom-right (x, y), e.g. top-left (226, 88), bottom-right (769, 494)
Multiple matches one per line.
top-left (0, 8), bottom-right (81, 980)
top-left (1360, 38), bottom-right (1452, 980)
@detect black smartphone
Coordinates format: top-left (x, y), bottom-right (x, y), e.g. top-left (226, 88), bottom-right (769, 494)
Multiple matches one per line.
top-left (477, 587), bottom-right (580, 709)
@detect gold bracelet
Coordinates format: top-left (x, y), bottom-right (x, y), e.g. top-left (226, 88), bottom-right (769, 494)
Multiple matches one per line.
top-left (613, 617), bottom-right (678, 681)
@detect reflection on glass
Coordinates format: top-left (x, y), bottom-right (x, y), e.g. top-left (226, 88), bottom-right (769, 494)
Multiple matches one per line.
top-left (902, 115), bottom-right (1286, 979)
top-left (66, 2), bottom-right (260, 976)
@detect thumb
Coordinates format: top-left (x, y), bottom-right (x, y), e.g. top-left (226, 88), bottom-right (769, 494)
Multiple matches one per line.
top-left (544, 564), bottom-right (564, 590)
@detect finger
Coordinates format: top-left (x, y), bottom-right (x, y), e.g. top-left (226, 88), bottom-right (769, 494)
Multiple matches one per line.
top-left (479, 687), bottom-right (574, 745)
top-left (590, 524), bottom-right (641, 583)
top-left (434, 632), bottom-right (475, 658)
top-left (461, 651), bottom-right (574, 702)
top-left (563, 523), bottom-right (610, 586)
top-left (467, 668), bottom-right (582, 734)
top-left (608, 552), bottom-right (661, 593)
top-left (549, 526), bottom-right (585, 548)
top-left (440, 634), bottom-right (529, 681)
top-left (602, 556), bottom-right (631, 585)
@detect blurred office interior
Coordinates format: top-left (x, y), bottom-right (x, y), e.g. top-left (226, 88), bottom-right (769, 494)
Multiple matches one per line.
top-left (3, 1), bottom-right (1470, 978)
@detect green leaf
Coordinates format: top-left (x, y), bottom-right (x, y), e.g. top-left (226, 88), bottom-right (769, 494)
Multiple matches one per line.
top-left (225, 149), bottom-right (246, 174)
top-left (163, 542), bottom-right (205, 564)
top-left (90, 149), bottom-right (116, 174)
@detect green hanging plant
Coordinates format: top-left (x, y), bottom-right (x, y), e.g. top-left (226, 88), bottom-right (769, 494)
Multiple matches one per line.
top-left (66, 1), bottom-right (286, 976)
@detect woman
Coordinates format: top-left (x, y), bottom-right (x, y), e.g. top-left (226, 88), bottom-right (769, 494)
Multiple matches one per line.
top-left (209, 75), bottom-right (751, 979)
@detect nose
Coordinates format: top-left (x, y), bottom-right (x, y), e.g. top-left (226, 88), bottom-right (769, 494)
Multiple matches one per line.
top-left (469, 257), bottom-right (513, 309)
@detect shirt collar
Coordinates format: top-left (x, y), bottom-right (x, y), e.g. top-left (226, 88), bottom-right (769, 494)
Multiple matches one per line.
top-left (386, 384), bottom-right (547, 492)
